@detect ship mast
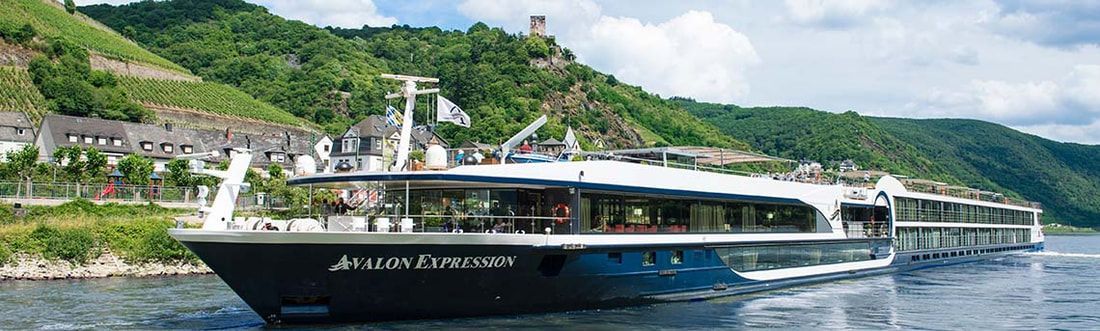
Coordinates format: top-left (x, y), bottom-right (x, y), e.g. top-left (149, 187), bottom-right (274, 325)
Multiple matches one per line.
top-left (381, 74), bottom-right (439, 171)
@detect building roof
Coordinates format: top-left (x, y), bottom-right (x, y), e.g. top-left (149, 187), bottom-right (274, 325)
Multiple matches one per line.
top-left (539, 138), bottom-right (565, 146)
top-left (40, 115), bottom-right (321, 167)
top-left (0, 112), bottom-right (34, 143)
top-left (40, 115), bottom-right (132, 154)
top-left (461, 141), bottom-right (494, 150)
top-left (123, 122), bottom-right (204, 159)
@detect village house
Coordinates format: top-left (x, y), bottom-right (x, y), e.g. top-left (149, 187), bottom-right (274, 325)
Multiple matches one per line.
top-left (35, 114), bottom-right (326, 173)
top-left (329, 115), bottom-right (448, 172)
top-left (0, 112), bottom-right (35, 160)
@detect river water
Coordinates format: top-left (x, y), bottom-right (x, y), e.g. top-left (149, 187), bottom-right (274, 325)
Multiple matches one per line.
top-left (2, 235), bottom-right (1099, 330)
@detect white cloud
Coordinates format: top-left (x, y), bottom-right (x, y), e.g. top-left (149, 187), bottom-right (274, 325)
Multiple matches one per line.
top-left (913, 65), bottom-right (1100, 126)
top-left (986, 1), bottom-right (1100, 48)
top-left (457, 0), bottom-right (601, 32)
top-left (784, 0), bottom-right (888, 29)
top-left (458, 1), bottom-right (760, 103)
top-left (1014, 121), bottom-right (1100, 144)
top-left (573, 11), bottom-right (759, 102)
top-left (253, 0), bottom-right (397, 28)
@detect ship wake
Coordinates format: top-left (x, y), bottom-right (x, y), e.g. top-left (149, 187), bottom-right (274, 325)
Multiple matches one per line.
top-left (1024, 251), bottom-right (1100, 259)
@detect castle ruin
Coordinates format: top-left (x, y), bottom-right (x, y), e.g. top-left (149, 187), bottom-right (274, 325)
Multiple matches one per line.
top-left (530, 15), bottom-right (546, 37)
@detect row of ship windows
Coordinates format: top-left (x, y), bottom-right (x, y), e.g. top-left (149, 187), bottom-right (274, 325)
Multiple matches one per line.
top-left (66, 134), bottom-right (194, 154)
top-left (909, 244), bottom-right (1036, 262)
top-left (607, 241), bottom-right (876, 273)
top-left (895, 197), bottom-right (1035, 225)
top-left (894, 227), bottom-right (1031, 252)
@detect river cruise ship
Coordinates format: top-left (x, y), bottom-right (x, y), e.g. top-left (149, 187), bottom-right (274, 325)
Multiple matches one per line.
top-left (169, 148), bottom-right (1043, 324)
top-left (168, 75), bottom-right (1044, 324)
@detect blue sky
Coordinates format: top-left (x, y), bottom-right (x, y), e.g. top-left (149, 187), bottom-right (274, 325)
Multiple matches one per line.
top-left (78, 0), bottom-right (1100, 145)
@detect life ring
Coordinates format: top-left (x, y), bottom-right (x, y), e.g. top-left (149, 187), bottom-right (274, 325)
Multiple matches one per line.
top-left (551, 203), bottom-right (570, 224)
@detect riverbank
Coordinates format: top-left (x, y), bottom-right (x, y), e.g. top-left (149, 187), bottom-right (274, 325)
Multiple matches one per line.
top-left (0, 199), bottom-right (206, 280)
top-left (0, 251), bottom-right (209, 280)
top-left (1043, 223), bottom-right (1098, 235)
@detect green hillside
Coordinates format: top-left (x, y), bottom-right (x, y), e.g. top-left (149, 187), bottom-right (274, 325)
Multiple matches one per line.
top-left (81, 0), bottom-right (746, 149)
top-left (0, 0), bottom-right (189, 74)
top-left (0, 66), bottom-right (47, 121)
top-left (117, 76), bottom-right (307, 127)
top-left (872, 117), bottom-right (1100, 226)
top-left (684, 99), bottom-right (1100, 226)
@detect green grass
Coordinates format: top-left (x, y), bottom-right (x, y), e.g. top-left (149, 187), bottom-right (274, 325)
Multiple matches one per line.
top-left (1042, 224), bottom-right (1097, 235)
top-left (0, 0), bottom-right (190, 74)
top-left (0, 199), bottom-right (197, 265)
top-left (0, 66), bottom-right (47, 122)
top-left (117, 76), bottom-right (309, 127)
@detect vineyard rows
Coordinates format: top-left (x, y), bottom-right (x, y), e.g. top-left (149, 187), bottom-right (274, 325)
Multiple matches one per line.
top-left (0, 66), bottom-right (47, 122)
top-left (117, 77), bottom-right (305, 127)
top-left (0, 0), bottom-right (189, 74)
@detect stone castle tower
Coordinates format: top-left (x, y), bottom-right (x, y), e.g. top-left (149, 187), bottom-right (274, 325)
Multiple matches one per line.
top-left (530, 15), bottom-right (546, 37)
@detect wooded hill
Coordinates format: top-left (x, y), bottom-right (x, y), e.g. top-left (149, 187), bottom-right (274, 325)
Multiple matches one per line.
top-left (80, 0), bottom-right (744, 150)
top-left (0, 0), bottom-right (310, 130)
top-left (3, 0), bottom-right (1087, 227)
top-left (681, 99), bottom-right (1100, 227)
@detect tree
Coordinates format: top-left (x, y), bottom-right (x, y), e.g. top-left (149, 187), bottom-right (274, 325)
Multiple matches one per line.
top-left (116, 154), bottom-right (153, 186)
top-left (53, 146), bottom-right (85, 179)
top-left (84, 147), bottom-right (107, 184)
top-left (64, 0), bottom-right (76, 14)
top-left (164, 158), bottom-right (194, 187)
top-left (6, 144), bottom-right (40, 198)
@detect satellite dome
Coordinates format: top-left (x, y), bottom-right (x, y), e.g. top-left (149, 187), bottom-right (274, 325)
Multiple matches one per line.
top-left (295, 155), bottom-right (317, 176)
top-left (426, 144), bottom-right (447, 170)
top-left (334, 160), bottom-right (354, 172)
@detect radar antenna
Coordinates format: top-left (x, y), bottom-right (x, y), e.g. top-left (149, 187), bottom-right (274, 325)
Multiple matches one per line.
top-left (380, 74), bottom-right (439, 171)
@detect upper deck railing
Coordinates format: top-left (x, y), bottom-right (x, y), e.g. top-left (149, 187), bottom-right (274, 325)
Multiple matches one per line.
top-left (438, 148), bottom-right (1042, 210)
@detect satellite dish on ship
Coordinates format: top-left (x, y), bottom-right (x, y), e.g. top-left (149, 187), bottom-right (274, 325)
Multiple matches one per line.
top-left (295, 155), bottom-right (317, 176)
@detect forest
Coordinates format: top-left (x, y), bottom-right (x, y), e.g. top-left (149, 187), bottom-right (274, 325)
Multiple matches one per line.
top-left (682, 99), bottom-right (1100, 226)
top-left (81, 0), bottom-right (742, 149)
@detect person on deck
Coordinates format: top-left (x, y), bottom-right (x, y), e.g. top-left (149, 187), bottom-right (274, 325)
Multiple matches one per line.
top-left (334, 197), bottom-right (357, 215)
top-left (472, 149), bottom-right (485, 164)
top-left (455, 149), bottom-right (466, 166)
top-left (518, 141), bottom-right (533, 154)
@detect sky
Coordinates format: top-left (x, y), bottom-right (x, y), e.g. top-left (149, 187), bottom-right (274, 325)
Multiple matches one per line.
top-left (76, 0), bottom-right (1100, 145)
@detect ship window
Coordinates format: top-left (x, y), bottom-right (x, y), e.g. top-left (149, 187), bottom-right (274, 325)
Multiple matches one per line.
top-left (642, 252), bottom-right (656, 266)
top-left (608, 252), bottom-right (622, 264)
top-left (671, 250), bottom-right (684, 264)
top-left (580, 192), bottom-right (820, 234)
top-left (716, 241), bottom-right (873, 272)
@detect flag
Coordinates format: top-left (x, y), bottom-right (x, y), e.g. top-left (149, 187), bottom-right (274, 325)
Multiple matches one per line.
top-left (436, 96), bottom-right (471, 128)
top-left (385, 105), bottom-right (403, 127)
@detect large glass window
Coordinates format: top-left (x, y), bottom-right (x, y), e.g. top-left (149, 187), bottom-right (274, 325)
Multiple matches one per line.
top-left (580, 192), bottom-right (820, 234)
top-left (716, 241), bottom-right (872, 272)
top-left (894, 226), bottom-right (1031, 252)
top-left (389, 188), bottom-right (543, 233)
top-left (895, 197), bottom-right (1034, 226)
